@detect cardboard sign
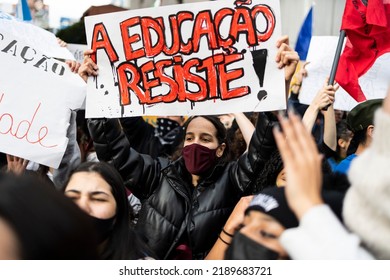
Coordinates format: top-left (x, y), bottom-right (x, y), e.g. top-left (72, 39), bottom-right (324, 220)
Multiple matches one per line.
top-left (0, 30), bottom-right (86, 168)
top-left (84, 0), bottom-right (286, 117)
top-left (299, 36), bottom-right (390, 111)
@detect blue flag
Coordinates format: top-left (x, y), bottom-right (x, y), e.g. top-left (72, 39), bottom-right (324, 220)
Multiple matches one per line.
top-left (295, 6), bottom-right (313, 61)
top-left (16, 0), bottom-right (32, 21)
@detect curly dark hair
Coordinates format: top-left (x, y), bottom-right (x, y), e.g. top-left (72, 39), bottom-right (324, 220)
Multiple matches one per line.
top-left (254, 149), bottom-right (333, 193)
top-left (254, 150), bottom-right (284, 193)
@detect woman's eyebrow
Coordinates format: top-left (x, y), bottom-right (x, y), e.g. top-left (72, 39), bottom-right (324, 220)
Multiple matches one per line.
top-left (90, 191), bottom-right (110, 196)
top-left (64, 189), bottom-right (80, 194)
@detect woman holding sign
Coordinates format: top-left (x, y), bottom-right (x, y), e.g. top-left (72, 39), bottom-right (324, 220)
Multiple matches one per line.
top-left (79, 37), bottom-right (299, 259)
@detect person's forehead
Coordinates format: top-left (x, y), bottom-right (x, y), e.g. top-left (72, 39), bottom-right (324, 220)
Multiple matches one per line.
top-left (66, 172), bottom-right (112, 193)
top-left (187, 117), bottom-right (217, 133)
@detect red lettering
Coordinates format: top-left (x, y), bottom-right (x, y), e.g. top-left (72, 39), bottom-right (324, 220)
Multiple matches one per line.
top-left (141, 60), bottom-right (163, 104)
top-left (215, 8), bottom-right (235, 49)
top-left (177, 12), bottom-right (194, 54)
top-left (182, 58), bottom-right (207, 102)
top-left (161, 15), bottom-right (181, 56)
top-left (230, 7), bottom-right (257, 46)
top-left (90, 23), bottom-right (119, 63)
top-left (251, 5), bottom-right (276, 42)
top-left (116, 62), bottom-right (144, 105)
top-left (198, 56), bottom-right (219, 99)
top-left (120, 17), bottom-right (145, 60)
top-left (192, 11), bottom-right (219, 53)
top-left (217, 53), bottom-right (250, 100)
top-left (154, 59), bottom-right (179, 103)
top-left (142, 17), bottom-right (165, 57)
top-left (172, 56), bottom-right (187, 102)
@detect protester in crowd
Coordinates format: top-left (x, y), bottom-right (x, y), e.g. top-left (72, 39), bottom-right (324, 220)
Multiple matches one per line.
top-left (63, 161), bottom-right (154, 259)
top-left (78, 36), bottom-right (299, 259)
top-left (326, 120), bottom-right (353, 171)
top-left (206, 186), bottom-right (344, 260)
top-left (0, 172), bottom-right (97, 260)
top-left (272, 102), bottom-right (390, 259)
top-left (287, 61), bottom-right (309, 116)
top-left (287, 62), bottom-right (326, 144)
top-left (220, 112), bottom-right (256, 160)
top-left (255, 79), bottom-right (339, 191)
top-left (334, 98), bottom-right (383, 174)
top-left (334, 109), bottom-right (347, 124)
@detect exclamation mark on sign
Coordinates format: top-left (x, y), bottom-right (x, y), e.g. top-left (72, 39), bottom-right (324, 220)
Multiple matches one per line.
top-left (251, 49), bottom-right (268, 102)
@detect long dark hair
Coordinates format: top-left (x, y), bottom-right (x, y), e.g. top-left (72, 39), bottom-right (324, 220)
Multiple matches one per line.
top-left (65, 162), bottom-right (153, 259)
top-left (0, 172), bottom-right (97, 259)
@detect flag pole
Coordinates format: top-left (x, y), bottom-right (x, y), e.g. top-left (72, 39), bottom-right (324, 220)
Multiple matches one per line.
top-left (323, 29), bottom-right (346, 110)
top-left (328, 30), bottom-right (346, 85)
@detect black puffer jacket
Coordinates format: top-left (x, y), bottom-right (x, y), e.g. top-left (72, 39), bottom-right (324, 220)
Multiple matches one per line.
top-left (120, 117), bottom-right (184, 159)
top-left (88, 113), bottom-right (277, 259)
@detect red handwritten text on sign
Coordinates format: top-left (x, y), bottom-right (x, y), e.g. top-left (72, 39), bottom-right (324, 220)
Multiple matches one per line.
top-left (0, 93), bottom-right (57, 148)
top-left (90, 4), bottom-right (276, 106)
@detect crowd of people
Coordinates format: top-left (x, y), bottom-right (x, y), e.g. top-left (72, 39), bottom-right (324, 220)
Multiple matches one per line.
top-left (0, 30), bottom-right (389, 260)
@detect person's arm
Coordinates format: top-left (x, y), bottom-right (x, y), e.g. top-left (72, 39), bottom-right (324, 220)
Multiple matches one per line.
top-left (232, 113), bottom-right (255, 150)
top-left (87, 118), bottom-right (164, 200)
top-left (120, 117), bottom-right (156, 154)
top-left (230, 37), bottom-right (298, 194)
top-left (53, 111), bottom-right (81, 189)
top-left (205, 196), bottom-right (253, 260)
top-left (290, 61), bottom-right (310, 96)
top-left (79, 52), bottom-right (163, 198)
top-left (302, 81), bottom-right (337, 133)
top-left (322, 104), bottom-right (337, 152)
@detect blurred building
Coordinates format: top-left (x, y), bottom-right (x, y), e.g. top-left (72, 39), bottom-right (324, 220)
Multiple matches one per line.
top-left (28, 0), bottom-right (50, 29)
top-left (112, 0), bottom-right (344, 47)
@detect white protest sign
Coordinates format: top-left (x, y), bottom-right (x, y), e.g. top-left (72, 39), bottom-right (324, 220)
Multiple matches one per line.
top-left (0, 30), bottom-right (86, 168)
top-left (67, 44), bottom-right (88, 64)
top-left (84, 0), bottom-right (285, 118)
top-left (299, 36), bottom-right (390, 111)
top-left (0, 11), bottom-right (75, 60)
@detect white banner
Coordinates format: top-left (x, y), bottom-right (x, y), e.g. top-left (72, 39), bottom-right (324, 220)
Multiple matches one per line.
top-left (0, 30), bottom-right (86, 168)
top-left (84, 0), bottom-right (285, 118)
top-left (299, 36), bottom-right (390, 111)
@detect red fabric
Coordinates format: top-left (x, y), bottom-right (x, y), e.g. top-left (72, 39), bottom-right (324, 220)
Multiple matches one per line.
top-left (335, 0), bottom-right (390, 102)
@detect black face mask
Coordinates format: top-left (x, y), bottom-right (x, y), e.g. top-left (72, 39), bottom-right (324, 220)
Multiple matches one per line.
top-left (91, 216), bottom-right (116, 243)
top-left (225, 232), bottom-right (279, 260)
top-left (157, 118), bottom-right (180, 137)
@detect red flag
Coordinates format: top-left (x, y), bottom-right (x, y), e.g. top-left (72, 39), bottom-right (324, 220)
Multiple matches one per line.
top-left (335, 0), bottom-right (390, 102)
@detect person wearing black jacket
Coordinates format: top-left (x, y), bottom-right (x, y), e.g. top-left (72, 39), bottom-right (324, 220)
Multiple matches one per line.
top-left (79, 36), bottom-right (299, 259)
top-left (120, 116), bottom-right (184, 159)
top-left (87, 113), bottom-right (277, 259)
